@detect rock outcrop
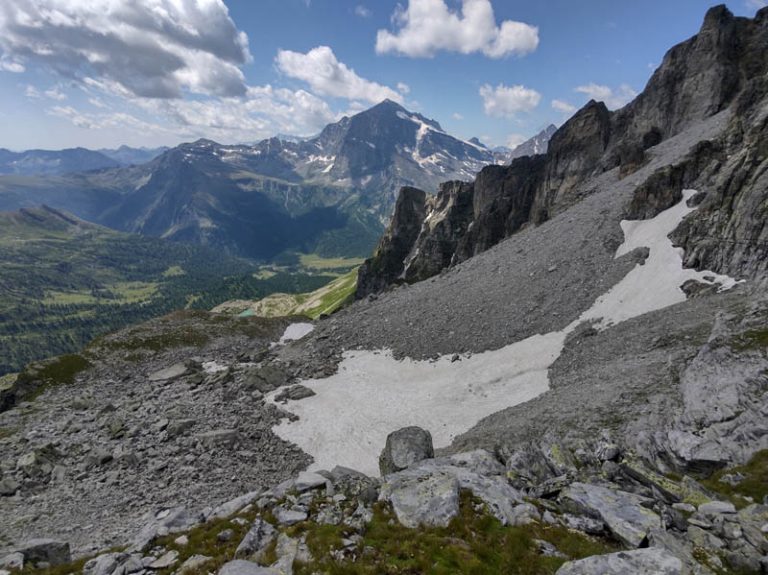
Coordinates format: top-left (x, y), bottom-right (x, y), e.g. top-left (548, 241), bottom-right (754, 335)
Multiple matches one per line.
top-left (356, 187), bottom-right (427, 298)
top-left (378, 426), bottom-right (435, 475)
top-left (358, 5), bottom-right (768, 295)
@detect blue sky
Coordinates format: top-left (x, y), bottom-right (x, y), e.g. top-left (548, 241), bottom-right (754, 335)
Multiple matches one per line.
top-left (0, 0), bottom-right (762, 150)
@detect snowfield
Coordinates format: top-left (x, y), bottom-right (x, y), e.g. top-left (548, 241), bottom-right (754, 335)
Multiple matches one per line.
top-left (269, 190), bottom-right (742, 476)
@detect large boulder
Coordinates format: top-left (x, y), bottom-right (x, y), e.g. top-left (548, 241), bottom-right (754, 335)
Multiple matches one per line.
top-left (560, 482), bottom-right (661, 548)
top-left (556, 548), bottom-right (683, 575)
top-left (15, 539), bottom-right (71, 567)
top-left (378, 426), bottom-right (434, 476)
top-left (407, 451), bottom-right (525, 525)
top-left (379, 471), bottom-right (460, 528)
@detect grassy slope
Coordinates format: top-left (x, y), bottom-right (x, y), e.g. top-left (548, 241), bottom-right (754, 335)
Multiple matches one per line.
top-left (214, 268), bottom-right (358, 320)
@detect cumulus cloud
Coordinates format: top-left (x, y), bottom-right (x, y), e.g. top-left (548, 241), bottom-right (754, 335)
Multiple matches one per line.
top-left (746, 0), bottom-right (767, 9)
top-left (45, 86), bottom-right (67, 101)
top-left (354, 5), bottom-right (372, 18)
top-left (452, 112), bottom-right (464, 120)
top-left (575, 83), bottom-right (637, 110)
top-left (0, 0), bottom-right (251, 98)
top-left (50, 86), bottom-right (338, 145)
top-left (479, 83), bottom-right (541, 118)
top-left (0, 57), bottom-right (24, 73)
top-left (276, 46), bottom-right (404, 104)
top-left (551, 99), bottom-right (576, 114)
top-left (376, 0), bottom-right (538, 58)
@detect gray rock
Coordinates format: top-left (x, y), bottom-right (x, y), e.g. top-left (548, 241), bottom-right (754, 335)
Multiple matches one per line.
top-left (274, 507), bottom-right (308, 526)
top-left (218, 560), bottom-right (278, 575)
top-left (130, 507), bottom-right (203, 552)
top-left (563, 514), bottom-right (605, 535)
top-left (560, 482), bottom-right (660, 547)
top-left (178, 555), bottom-right (212, 574)
top-left (0, 477), bottom-right (19, 496)
top-left (166, 419), bottom-right (195, 438)
top-left (15, 539), bottom-right (71, 567)
top-left (197, 429), bottom-right (240, 449)
top-left (209, 490), bottom-right (263, 521)
top-left (698, 501), bottom-right (737, 515)
top-left (271, 533), bottom-right (299, 575)
top-left (235, 518), bottom-right (277, 560)
top-left (294, 471), bottom-right (327, 493)
top-left (378, 426), bottom-right (434, 476)
top-left (556, 548), bottom-right (683, 574)
top-left (0, 553), bottom-right (24, 570)
top-left (379, 471), bottom-right (459, 528)
top-left (83, 553), bottom-right (124, 575)
top-left (149, 550), bottom-right (178, 569)
top-left (389, 451), bottom-right (523, 525)
top-left (509, 503), bottom-right (542, 526)
top-left (115, 554), bottom-right (144, 574)
top-left (273, 385), bottom-right (316, 404)
top-left (148, 363), bottom-right (189, 382)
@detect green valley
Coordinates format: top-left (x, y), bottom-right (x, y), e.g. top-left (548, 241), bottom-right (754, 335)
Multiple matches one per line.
top-left (0, 206), bottom-right (337, 375)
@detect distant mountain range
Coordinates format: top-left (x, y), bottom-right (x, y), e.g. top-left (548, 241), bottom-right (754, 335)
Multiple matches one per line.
top-left (0, 100), bottom-right (519, 261)
top-left (0, 145), bottom-right (169, 176)
top-left (98, 145), bottom-right (169, 166)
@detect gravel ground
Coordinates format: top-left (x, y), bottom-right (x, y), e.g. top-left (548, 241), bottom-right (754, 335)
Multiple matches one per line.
top-left (0, 313), bottom-right (311, 555)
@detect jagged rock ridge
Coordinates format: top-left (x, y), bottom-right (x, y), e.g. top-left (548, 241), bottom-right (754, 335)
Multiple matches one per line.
top-left (357, 5), bottom-right (768, 297)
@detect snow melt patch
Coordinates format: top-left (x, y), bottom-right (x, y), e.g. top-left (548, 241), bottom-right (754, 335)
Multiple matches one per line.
top-left (270, 189), bottom-right (743, 476)
top-left (574, 189), bottom-right (742, 329)
top-left (270, 333), bottom-right (564, 476)
top-left (278, 323), bottom-right (315, 345)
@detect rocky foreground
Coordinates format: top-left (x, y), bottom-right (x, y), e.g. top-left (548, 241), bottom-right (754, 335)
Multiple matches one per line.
top-left (1, 4), bottom-right (768, 574)
top-left (3, 424), bottom-right (767, 574)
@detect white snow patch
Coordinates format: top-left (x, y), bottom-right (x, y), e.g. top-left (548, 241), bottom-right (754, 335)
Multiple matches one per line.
top-left (270, 333), bottom-right (564, 476)
top-left (270, 189), bottom-right (743, 476)
top-left (278, 323), bottom-right (315, 345)
top-left (574, 189), bottom-right (742, 329)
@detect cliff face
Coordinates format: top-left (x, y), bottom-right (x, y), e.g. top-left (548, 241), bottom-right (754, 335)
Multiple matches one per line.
top-left (356, 187), bottom-right (427, 298)
top-left (357, 5), bottom-right (768, 298)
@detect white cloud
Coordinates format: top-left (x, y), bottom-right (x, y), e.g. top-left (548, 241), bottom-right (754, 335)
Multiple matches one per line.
top-left (746, 0), bottom-right (767, 9)
top-left (276, 46), bottom-right (403, 104)
top-left (0, 0), bottom-right (251, 99)
top-left (354, 5), bottom-right (372, 18)
top-left (25, 85), bottom-right (40, 98)
top-left (397, 82), bottom-right (411, 95)
top-left (479, 83), bottom-right (541, 118)
top-left (376, 0), bottom-right (539, 58)
top-left (551, 99), bottom-right (576, 114)
top-left (506, 133), bottom-right (527, 149)
top-left (49, 105), bottom-right (172, 135)
top-left (45, 86), bottom-right (67, 101)
top-left (0, 57), bottom-right (24, 73)
top-left (452, 112), bottom-right (464, 120)
top-left (575, 83), bottom-right (637, 110)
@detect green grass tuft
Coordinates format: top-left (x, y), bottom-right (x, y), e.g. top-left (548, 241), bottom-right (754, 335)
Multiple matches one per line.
top-left (701, 450), bottom-right (768, 508)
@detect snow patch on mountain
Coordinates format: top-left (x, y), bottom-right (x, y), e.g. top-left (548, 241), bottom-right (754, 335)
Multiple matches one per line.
top-left (270, 190), bottom-right (741, 476)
